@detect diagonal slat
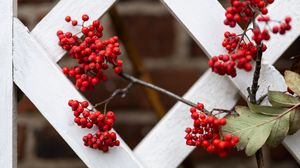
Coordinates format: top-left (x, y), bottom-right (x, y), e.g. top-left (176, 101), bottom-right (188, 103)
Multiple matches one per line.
top-left (261, 0), bottom-right (300, 64)
top-left (31, 0), bottom-right (116, 62)
top-left (134, 64), bottom-right (284, 168)
top-left (0, 0), bottom-right (16, 167)
top-left (134, 0), bottom-right (300, 167)
top-left (135, 70), bottom-right (240, 168)
top-left (13, 19), bottom-right (143, 168)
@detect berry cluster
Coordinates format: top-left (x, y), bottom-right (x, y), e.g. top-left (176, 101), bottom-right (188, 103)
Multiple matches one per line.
top-left (68, 99), bottom-right (120, 152)
top-left (57, 14), bottom-right (123, 92)
top-left (208, 32), bottom-right (260, 77)
top-left (257, 15), bottom-right (292, 35)
top-left (224, 0), bottom-right (274, 27)
top-left (209, 0), bottom-right (292, 77)
top-left (83, 132), bottom-right (120, 152)
top-left (185, 104), bottom-right (239, 157)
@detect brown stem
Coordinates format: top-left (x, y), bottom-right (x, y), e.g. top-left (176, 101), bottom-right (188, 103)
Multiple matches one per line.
top-left (248, 44), bottom-right (263, 104)
top-left (92, 72), bottom-right (236, 115)
top-left (256, 149), bottom-right (264, 168)
top-left (118, 72), bottom-right (212, 113)
top-left (248, 44), bottom-right (264, 168)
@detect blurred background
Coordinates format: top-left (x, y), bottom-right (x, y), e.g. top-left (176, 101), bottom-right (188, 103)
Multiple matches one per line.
top-left (17, 0), bottom-right (300, 167)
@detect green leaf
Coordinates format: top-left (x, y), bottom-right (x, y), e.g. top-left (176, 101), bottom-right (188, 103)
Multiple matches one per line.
top-left (222, 106), bottom-right (275, 156)
top-left (266, 113), bottom-right (290, 147)
top-left (248, 102), bottom-right (288, 116)
top-left (288, 107), bottom-right (300, 135)
top-left (268, 91), bottom-right (299, 107)
top-left (285, 70), bottom-right (300, 96)
top-left (245, 123), bottom-right (273, 156)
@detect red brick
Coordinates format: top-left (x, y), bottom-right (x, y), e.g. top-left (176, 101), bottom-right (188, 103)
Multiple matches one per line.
top-left (17, 125), bottom-right (26, 161)
top-left (18, 96), bottom-right (37, 113)
top-left (189, 38), bottom-right (206, 57)
top-left (120, 14), bottom-right (175, 58)
top-left (149, 68), bottom-right (204, 109)
top-left (115, 122), bottom-right (156, 148)
top-left (34, 124), bottom-right (80, 159)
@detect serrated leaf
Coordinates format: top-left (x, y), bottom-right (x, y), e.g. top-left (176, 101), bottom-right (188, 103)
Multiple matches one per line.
top-left (266, 113), bottom-right (290, 147)
top-left (245, 123), bottom-right (273, 156)
top-left (222, 106), bottom-right (275, 156)
top-left (268, 91), bottom-right (300, 107)
top-left (236, 129), bottom-right (253, 150)
top-left (285, 70), bottom-right (300, 96)
top-left (288, 107), bottom-right (300, 135)
top-left (248, 102), bottom-right (288, 116)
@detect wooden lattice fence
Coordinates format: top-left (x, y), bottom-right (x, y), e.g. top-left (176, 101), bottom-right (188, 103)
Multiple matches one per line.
top-left (0, 0), bottom-right (300, 167)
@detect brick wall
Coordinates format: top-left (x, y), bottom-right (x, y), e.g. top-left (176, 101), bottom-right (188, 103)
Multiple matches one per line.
top-left (17, 0), bottom-right (300, 168)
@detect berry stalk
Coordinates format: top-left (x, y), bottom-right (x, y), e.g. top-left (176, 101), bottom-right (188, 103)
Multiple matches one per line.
top-left (118, 72), bottom-right (210, 114)
top-left (248, 44), bottom-right (264, 168)
top-left (248, 44), bottom-right (263, 104)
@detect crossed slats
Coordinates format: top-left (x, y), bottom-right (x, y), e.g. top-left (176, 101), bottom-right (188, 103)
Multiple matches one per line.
top-left (14, 19), bottom-right (143, 168)
top-left (31, 0), bottom-right (116, 63)
top-left (2, 0), bottom-right (299, 168)
top-left (134, 0), bottom-right (300, 167)
top-left (14, 0), bottom-right (143, 167)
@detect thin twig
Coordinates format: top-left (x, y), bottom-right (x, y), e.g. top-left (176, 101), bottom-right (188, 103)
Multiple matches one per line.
top-left (234, 20), bottom-right (252, 53)
top-left (119, 72), bottom-right (211, 114)
top-left (257, 94), bottom-right (268, 105)
top-left (93, 82), bottom-right (134, 111)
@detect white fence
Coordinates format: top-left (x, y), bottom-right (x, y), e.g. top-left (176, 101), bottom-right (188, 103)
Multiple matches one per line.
top-left (0, 0), bottom-right (300, 168)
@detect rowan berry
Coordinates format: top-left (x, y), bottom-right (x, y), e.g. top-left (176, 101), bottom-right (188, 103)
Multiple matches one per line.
top-left (82, 14), bottom-right (89, 21)
top-left (58, 14), bottom-right (123, 92)
top-left (68, 99), bottom-right (119, 152)
top-left (185, 104), bottom-right (238, 157)
top-left (65, 16), bottom-right (71, 22)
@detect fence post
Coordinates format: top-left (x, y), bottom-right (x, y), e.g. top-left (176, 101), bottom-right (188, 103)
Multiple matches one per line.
top-left (0, 0), bottom-right (17, 167)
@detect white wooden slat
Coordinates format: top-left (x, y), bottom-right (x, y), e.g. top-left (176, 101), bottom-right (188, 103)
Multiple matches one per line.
top-left (161, 0), bottom-right (242, 59)
top-left (0, 0), bottom-right (16, 167)
top-left (161, 0), bottom-right (290, 99)
top-left (134, 0), bottom-right (299, 167)
top-left (162, 0), bottom-right (300, 163)
top-left (134, 64), bottom-right (285, 168)
top-left (261, 0), bottom-right (300, 65)
top-left (13, 19), bottom-right (143, 168)
top-left (31, 0), bottom-right (116, 62)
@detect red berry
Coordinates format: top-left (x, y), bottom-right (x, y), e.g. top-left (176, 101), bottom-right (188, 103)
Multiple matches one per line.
top-left (65, 16), bottom-right (71, 22)
top-left (285, 16), bottom-right (292, 23)
top-left (72, 20), bottom-right (78, 26)
top-left (82, 14), bottom-right (89, 21)
top-left (114, 67), bottom-right (122, 74)
top-left (244, 63), bottom-right (252, 71)
top-left (196, 103), bottom-right (204, 110)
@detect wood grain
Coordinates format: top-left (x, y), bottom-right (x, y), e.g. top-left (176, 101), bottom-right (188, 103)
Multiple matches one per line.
top-left (0, 0), bottom-right (16, 167)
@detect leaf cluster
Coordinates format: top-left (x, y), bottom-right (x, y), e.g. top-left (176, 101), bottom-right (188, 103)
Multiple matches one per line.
top-left (222, 71), bottom-right (300, 156)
